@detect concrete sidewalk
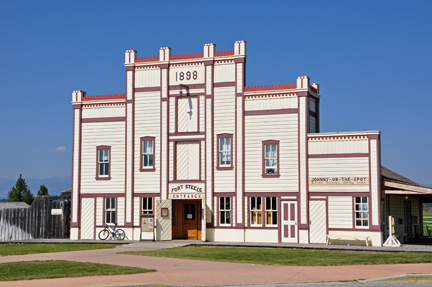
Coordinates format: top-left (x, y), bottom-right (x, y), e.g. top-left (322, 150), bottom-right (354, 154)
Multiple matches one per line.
top-left (1, 240), bottom-right (432, 286)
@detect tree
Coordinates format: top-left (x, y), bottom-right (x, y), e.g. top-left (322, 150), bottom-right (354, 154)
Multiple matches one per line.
top-left (7, 174), bottom-right (34, 205)
top-left (37, 185), bottom-right (49, 196)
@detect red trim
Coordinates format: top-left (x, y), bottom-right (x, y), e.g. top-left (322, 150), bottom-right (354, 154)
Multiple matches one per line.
top-left (169, 83), bottom-right (205, 90)
top-left (96, 146), bottom-right (111, 180)
top-left (262, 140), bottom-right (280, 178)
top-left (309, 192), bottom-right (371, 196)
top-left (135, 65), bottom-right (160, 69)
top-left (82, 117), bottom-right (125, 123)
top-left (82, 103), bottom-right (125, 107)
top-left (171, 52), bottom-right (204, 60)
top-left (169, 137), bottom-right (204, 142)
top-left (135, 87), bottom-right (161, 92)
top-left (136, 56), bottom-right (159, 63)
top-left (308, 153), bottom-right (369, 158)
top-left (169, 132), bottom-right (205, 136)
top-left (82, 94), bottom-right (125, 101)
top-left (140, 136), bottom-right (156, 172)
top-left (81, 193), bottom-right (126, 197)
top-left (216, 134), bottom-right (234, 171)
top-left (244, 93), bottom-right (296, 99)
top-left (169, 180), bottom-right (205, 184)
top-left (308, 135), bottom-right (369, 140)
top-left (245, 109), bottom-right (298, 116)
top-left (214, 82), bottom-right (235, 87)
top-left (215, 50), bottom-right (234, 57)
top-left (244, 83), bottom-right (296, 92)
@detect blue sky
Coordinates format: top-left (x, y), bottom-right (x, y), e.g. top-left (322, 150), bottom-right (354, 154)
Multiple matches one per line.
top-left (0, 0), bottom-right (431, 186)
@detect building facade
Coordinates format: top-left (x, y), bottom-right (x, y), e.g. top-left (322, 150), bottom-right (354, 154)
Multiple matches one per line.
top-left (71, 41), bottom-right (383, 245)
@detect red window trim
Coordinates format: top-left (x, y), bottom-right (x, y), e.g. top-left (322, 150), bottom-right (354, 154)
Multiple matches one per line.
top-left (140, 136), bottom-right (156, 172)
top-left (96, 145), bottom-right (111, 180)
top-left (103, 196), bottom-right (117, 225)
top-left (217, 196), bottom-right (233, 227)
top-left (216, 133), bottom-right (234, 170)
top-left (262, 140), bottom-right (280, 178)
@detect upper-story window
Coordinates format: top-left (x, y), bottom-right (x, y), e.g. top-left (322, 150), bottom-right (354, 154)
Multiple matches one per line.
top-left (142, 197), bottom-right (153, 214)
top-left (140, 137), bottom-right (156, 172)
top-left (217, 134), bottom-right (233, 170)
top-left (262, 140), bottom-right (280, 178)
top-left (96, 146), bottom-right (111, 180)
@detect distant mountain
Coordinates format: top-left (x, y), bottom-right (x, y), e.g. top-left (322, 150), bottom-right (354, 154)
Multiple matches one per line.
top-left (0, 176), bottom-right (71, 199)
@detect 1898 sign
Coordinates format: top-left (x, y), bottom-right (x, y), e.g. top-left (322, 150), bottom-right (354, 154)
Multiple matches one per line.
top-left (176, 71), bottom-right (198, 81)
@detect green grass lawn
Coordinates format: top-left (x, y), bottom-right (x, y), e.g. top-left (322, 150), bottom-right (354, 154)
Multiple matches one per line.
top-left (121, 245), bottom-right (432, 266)
top-left (0, 243), bottom-right (121, 256)
top-left (0, 260), bottom-right (155, 281)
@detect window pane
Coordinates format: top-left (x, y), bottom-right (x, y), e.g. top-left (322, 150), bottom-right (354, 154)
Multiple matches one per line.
top-left (148, 198), bottom-right (152, 210)
top-left (226, 211), bottom-right (231, 224)
top-left (103, 150), bottom-right (108, 161)
top-left (362, 197), bottom-right (367, 203)
top-left (266, 197), bottom-right (270, 210)
top-left (272, 144), bottom-right (276, 153)
top-left (226, 197), bottom-right (230, 210)
top-left (144, 154), bottom-right (148, 166)
top-left (149, 154), bottom-right (154, 167)
top-left (143, 198), bottom-right (147, 210)
top-left (266, 144), bottom-right (270, 153)
top-left (111, 198), bottom-right (115, 208)
top-left (272, 197), bottom-right (276, 210)
top-left (272, 211), bottom-right (277, 224)
top-left (104, 163), bottom-right (109, 175)
top-left (265, 159), bottom-right (271, 167)
top-left (226, 153), bottom-right (231, 165)
top-left (148, 141), bottom-right (153, 152)
top-left (219, 197), bottom-right (224, 209)
top-left (362, 203), bottom-right (368, 211)
top-left (143, 141), bottom-right (147, 153)
top-left (272, 159), bottom-right (277, 167)
top-left (356, 197), bottom-right (360, 204)
top-left (106, 198), bottom-right (110, 209)
top-left (99, 150), bottom-right (103, 162)
top-left (363, 220), bottom-right (368, 226)
top-left (251, 197), bottom-right (256, 210)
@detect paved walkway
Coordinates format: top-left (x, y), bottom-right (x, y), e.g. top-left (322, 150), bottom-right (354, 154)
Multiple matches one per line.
top-left (1, 240), bottom-right (432, 286)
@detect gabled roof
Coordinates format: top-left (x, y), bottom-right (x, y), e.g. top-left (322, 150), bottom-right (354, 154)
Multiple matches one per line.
top-left (381, 166), bottom-right (432, 195)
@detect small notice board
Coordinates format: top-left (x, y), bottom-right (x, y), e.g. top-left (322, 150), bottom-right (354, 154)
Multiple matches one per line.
top-left (141, 215), bottom-right (154, 232)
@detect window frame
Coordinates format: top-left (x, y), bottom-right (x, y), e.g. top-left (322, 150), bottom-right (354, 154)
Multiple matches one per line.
top-left (217, 134), bottom-right (233, 170)
top-left (96, 146), bottom-right (111, 180)
top-left (140, 136), bottom-right (156, 172)
top-left (262, 140), bottom-right (280, 178)
top-left (142, 197), bottom-right (153, 214)
top-left (354, 196), bottom-right (369, 228)
top-left (104, 197), bottom-right (116, 224)
top-left (250, 196), bottom-right (263, 226)
top-left (265, 196), bottom-right (278, 226)
top-left (219, 196), bottom-right (231, 226)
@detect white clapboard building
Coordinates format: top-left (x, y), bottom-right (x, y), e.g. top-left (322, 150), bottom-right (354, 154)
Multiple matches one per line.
top-left (71, 41), bottom-right (394, 246)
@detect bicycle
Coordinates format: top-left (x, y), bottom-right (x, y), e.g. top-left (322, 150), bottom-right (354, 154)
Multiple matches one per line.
top-left (98, 223), bottom-right (125, 240)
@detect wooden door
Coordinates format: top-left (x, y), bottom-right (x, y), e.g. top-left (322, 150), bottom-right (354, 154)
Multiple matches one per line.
top-left (172, 200), bottom-right (201, 240)
top-left (281, 201), bottom-right (297, 243)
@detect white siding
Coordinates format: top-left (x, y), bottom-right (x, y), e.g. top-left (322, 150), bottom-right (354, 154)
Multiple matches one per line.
top-left (81, 198), bottom-right (94, 239)
top-left (244, 113), bottom-right (298, 192)
top-left (176, 142), bottom-right (200, 180)
top-left (245, 229), bottom-right (278, 243)
top-left (177, 97), bottom-right (198, 133)
top-left (135, 68), bottom-right (160, 88)
top-left (308, 138), bottom-right (369, 154)
top-left (127, 71), bottom-right (133, 100)
top-left (134, 91), bottom-right (160, 194)
top-left (389, 195), bottom-right (420, 242)
top-left (214, 62), bottom-right (235, 83)
top-left (214, 87), bottom-right (236, 193)
top-left (236, 63), bottom-right (243, 93)
top-left (80, 121), bottom-right (125, 194)
top-left (82, 105), bottom-right (125, 119)
top-left (117, 197), bottom-right (125, 225)
top-left (328, 196), bottom-right (353, 228)
top-left (199, 95), bottom-right (205, 132)
top-left (169, 97), bottom-right (175, 133)
top-left (299, 97), bottom-right (307, 224)
top-left (245, 95), bottom-right (297, 111)
top-left (134, 197), bottom-right (140, 226)
top-left (308, 157), bottom-right (370, 192)
top-left (96, 197), bottom-right (103, 226)
top-left (370, 139), bottom-right (379, 226)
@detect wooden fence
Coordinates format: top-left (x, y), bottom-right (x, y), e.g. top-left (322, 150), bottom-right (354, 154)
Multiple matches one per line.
top-left (0, 195), bottom-right (71, 241)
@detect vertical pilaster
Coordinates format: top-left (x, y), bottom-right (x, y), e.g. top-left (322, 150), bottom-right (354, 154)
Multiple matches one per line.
top-left (204, 43), bottom-right (215, 227)
top-left (160, 47), bottom-right (171, 200)
top-left (234, 40), bottom-right (247, 228)
top-left (297, 76), bottom-right (310, 244)
top-left (71, 90), bottom-right (84, 240)
top-left (125, 50), bottom-right (136, 224)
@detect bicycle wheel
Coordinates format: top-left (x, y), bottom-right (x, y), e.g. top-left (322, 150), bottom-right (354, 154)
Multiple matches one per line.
top-left (98, 229), bottom-right (110, 240)
top-left (115, 229), bottom-right (125, 240)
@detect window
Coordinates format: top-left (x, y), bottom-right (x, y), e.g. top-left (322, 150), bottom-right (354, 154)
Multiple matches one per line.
top-left (217, 134), bottom-right (233, 170)
top-left (140, 137), bottom-right (155, 172)
top-left (250, 197), bottom-right (262, 225)
top-left (96, 146), bottom-right (111, 180)
top-left (262, 140), bottom-right (280, 178)
top-left (105, 197), bottom-right (116, 224)
top-left (219, 197), bottom-right (231, 225)
top-left (355, 197), bottom-right (369, 227)
top-left (142, 197), bottom-right (153, 214)
top-left (265, 197), bottom-right (277, 225)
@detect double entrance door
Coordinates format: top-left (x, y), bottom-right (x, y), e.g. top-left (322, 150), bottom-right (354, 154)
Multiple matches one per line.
top-left (172, 200), bottom-right (202, 240)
